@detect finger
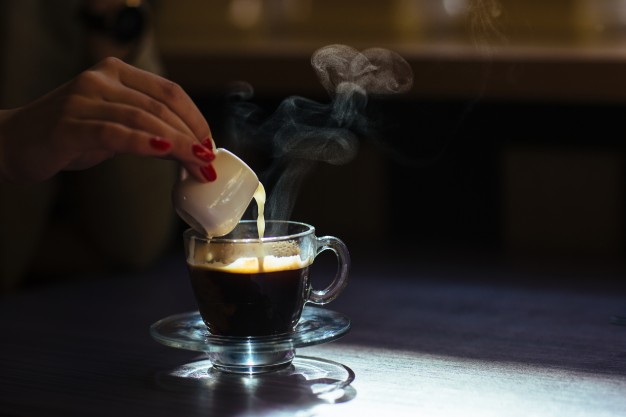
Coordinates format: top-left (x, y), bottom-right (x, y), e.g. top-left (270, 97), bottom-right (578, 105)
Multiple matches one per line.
top-left (179, 165), bottom-right (215, 183)
top-left (63, 117), bottom-right (174, 157)
top-left (99, 81), bottom-right (197, 139)
top-left (185, 163), bottom-right (217, 183)
top-left (99, 58), bottom-right (212, 141)
top-left (64, 117), bottom-right (218, 184)
top-left (69, 96), bottom-right (214, 166)
top-left (71, 94), bottom-right (190, 146)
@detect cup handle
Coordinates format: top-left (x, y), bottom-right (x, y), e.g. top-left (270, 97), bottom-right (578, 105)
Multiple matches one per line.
top-left (308, 236), bottom-right (350, 305)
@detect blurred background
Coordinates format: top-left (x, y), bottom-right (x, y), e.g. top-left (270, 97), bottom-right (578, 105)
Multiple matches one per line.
top-left (158, 1), bottom-right (625, 284)
top-left (0, 1), bottom-right (623, 293)
top-left (147, 0), bottom-right (626, 281)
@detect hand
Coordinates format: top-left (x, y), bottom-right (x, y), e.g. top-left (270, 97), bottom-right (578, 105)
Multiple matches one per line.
top-left (0, 57), bottom-right (216, 184)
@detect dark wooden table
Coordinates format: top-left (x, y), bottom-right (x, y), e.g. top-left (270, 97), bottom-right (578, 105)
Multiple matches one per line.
top-left (1, 253), bottom-right (625, 416)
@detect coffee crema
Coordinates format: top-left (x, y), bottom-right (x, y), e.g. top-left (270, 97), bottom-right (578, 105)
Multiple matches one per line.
top-left (196, 254), bottom-right (308, 274)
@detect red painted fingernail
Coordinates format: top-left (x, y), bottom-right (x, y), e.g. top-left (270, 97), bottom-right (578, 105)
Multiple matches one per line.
top-left (201, 136), bottom-right (214, 150)
top-left (192, 144), bottom-right (215, 162)
top-left (200, 164), bottom-right (217, 182)
top-left (149, 137), bottom-right (172, 152)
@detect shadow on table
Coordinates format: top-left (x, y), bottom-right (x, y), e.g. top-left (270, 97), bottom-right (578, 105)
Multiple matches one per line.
top-left (152, 355), bottom-right (357, 416)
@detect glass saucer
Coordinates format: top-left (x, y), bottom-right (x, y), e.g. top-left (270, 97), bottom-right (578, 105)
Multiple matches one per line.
top-left (150, 306), bottom-right (351, 374)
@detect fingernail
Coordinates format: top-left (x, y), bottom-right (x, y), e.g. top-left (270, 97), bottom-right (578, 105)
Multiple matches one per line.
top-left (201, 136), bottom-right (214, 150)
top-left (192, 144), bottom-right (215, 162)
top-left (149, 137), bottom-right (172, 152)
top-left (200, 164), bottom-right (217, 182)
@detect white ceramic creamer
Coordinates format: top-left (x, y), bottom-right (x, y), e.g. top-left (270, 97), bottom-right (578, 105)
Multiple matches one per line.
top-left (172, 148), bottom-right (260, 237)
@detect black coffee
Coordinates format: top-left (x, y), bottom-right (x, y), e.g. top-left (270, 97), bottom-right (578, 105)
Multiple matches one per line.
top-left (188, 263), bottom-right (309, 336)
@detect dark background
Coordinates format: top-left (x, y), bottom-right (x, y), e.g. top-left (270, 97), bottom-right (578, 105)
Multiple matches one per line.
top-left (170, 92), bottom-right (626, 288)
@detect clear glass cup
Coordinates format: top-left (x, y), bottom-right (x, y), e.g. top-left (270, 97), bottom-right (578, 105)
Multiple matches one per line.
top-left (183, 220), bottom-right (350, 337)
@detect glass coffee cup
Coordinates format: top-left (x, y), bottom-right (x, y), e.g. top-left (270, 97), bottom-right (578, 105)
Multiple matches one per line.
top-left (183, 220), bottom-right (350, 337)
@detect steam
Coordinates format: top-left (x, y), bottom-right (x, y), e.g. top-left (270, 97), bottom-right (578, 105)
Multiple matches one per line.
top-left (225, 44), bottom-right (413, 222)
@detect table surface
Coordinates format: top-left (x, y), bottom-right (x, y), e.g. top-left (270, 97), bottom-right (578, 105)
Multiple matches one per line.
top-left (1, 253), bottom-right (625, 417)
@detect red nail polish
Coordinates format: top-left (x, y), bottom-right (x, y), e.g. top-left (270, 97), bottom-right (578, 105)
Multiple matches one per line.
top-left (192, 144), bottom-right (215, 162)
top-left (149, 137), bottom-right (172, 152)
top-left (200, 164), bottom-right (217, 182)
top-left (201, 136), bottom-right (214, 150)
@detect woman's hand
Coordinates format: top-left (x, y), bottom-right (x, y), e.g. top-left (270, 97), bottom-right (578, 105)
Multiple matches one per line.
top-left (0, 57), bottom-right (216, 184)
